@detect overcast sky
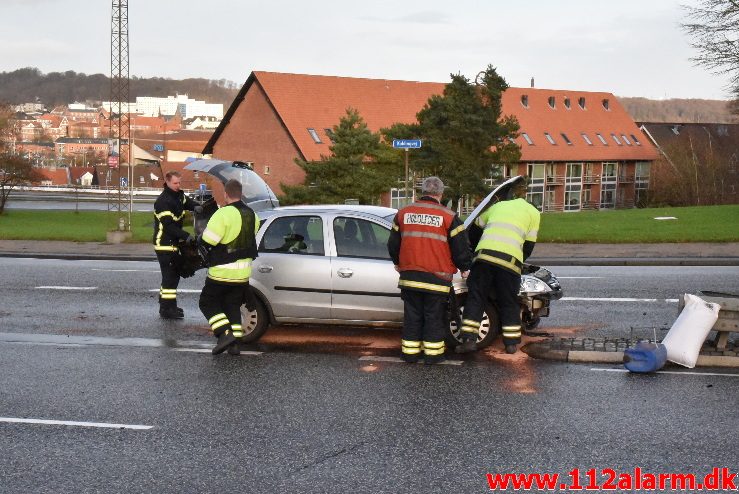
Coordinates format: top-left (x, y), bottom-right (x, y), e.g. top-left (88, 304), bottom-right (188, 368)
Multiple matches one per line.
top-left (0, 0), bottom-right (729, 100)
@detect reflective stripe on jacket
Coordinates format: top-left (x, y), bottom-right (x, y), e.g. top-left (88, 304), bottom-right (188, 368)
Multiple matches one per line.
top-left (202, 202), bottom-right (260, 284)
top-left (152, 185), bottom-right (196, 251)
top-left (388, 197), bottom-right (472, 294)
top-left (474, 198), bottom-right (540, 274)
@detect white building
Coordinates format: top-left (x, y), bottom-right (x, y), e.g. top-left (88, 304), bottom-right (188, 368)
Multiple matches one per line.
top-left (134, 95), bottom-right (223, 119)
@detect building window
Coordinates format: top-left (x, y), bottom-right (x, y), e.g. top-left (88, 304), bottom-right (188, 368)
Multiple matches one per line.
top-left (548, 96), bottom-right (556, 109)
top-left (602, 98), bottom-right (610, 110)
top-left (578, 97), bottom-right (586, 109)
top-left (522, 133), bottom-right (534, 145)
top-left (324, 128), bottom-right (335, 142)
top-left (611, 133), bottom-right (623, 145)
top-left (596, 133), bottom-right (607, 145)
top-left (264, 165), bottom-right (270, 175)
top-left (560, 133), bottom-right (572, 145)
top-left (307, 128), bottom-right (322, 143)
top-left (581, 133), bottom-right (593, 145)
top-left (527, 163), bottom-right (545, 211)
top-left (564, 97), bottom-right (571, 109)
top-left (521, 95), bottom-right (529, 108)
top-left (671, 125), bottom-right (680, 135)
top-left (630, 134), bottom-right (642, 145)
top-left (390, 187), bottom-right (411, 209)
top-left (621, 134), bottom-right (632, 145)
top-left (565, 163), bottom-right (583, 211)
top-left (544, 132), bottom-right (556, 145)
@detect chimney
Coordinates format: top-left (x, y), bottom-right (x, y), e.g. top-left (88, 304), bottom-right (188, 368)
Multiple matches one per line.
top-left (530, 77), bottom-right (535, 88)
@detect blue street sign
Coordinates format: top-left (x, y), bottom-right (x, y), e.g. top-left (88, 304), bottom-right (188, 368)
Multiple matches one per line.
top-left (120, 177), bottom-right (128, 187)
top-left (392, 139), bottom-right (422, 149)
top-left (153, 144), bottom-right (164, 152)
top-left (199, 183), bottom-right (206, 193)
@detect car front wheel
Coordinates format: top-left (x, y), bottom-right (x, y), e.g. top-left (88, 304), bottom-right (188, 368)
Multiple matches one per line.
top-left (239, 298), bottom-right (270, 343)
top-left (446, 297), bottom-right (501, 349)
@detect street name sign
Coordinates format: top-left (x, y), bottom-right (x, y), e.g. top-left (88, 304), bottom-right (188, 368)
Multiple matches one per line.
top-left (392, 139), bottom-right (422, 149)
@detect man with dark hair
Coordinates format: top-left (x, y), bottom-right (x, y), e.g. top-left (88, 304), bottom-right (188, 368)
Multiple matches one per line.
top-left (457, 177), bottom-right (540, 355)
top-left (153, 170), bottom-right (202, 319)
top-left (388, 176), bottom-right (472, 364)
top-left (198, 179), bottom-right (259, 355)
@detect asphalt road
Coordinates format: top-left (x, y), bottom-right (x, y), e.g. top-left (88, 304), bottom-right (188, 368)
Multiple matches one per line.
top-left (1, 258), bottom-right (738, 493)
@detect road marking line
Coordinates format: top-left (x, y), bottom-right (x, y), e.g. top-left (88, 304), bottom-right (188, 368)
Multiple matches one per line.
top-left (147, 289), bottom-right (202, 293)
top-left (0, 417), bottom-right (153, 430)
top-left (359, 355), bottom-right (463, 366)
top-left (35, 286), bottom-right (97, 290)
top-left (92, 269), bottom-right (159, 273)
top-left (557, 277), bottom-right (604, 279)
top-left (173, 348), bottom-right (263, 355)
top-left (591, 368), bottom-right (739, 378)
top-left (563, 297), bottom-right (679, 303)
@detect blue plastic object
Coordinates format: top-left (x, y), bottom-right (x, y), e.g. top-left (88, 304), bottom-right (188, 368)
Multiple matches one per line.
top-left (623, 341), bottom-right (667, 373)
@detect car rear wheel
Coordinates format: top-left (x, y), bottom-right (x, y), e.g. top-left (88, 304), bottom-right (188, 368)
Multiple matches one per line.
top-left (239, 298), bottom-right (270, 343)
top-left (446, 296), bottom-right (500, 349)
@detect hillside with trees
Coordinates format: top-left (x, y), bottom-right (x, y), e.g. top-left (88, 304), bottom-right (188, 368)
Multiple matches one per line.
top-left (617, 96), bottom-right (734, 123)
top-left (0, 67), bottom-right (239, 108)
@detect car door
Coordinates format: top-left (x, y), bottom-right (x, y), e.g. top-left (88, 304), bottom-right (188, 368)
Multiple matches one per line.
top-left (329, 215), bottom-right (403, 324)
top-left (251, 214), bottom-right (332, 321)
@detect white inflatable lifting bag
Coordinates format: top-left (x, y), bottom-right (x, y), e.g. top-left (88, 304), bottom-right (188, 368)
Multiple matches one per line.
top-left (662, 294), bottom-right (721, 368)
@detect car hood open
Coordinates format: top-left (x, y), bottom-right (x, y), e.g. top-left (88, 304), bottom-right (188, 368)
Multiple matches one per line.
top-left (463, 175), bottom-right (526, 229)
top-left (184, 159), bottom-right (280, 212)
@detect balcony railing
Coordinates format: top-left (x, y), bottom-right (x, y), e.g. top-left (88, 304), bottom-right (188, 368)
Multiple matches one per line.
top-left (545, 175), bottom-right (565, 185)
top-left (542, 202), bottom-right (563, 212)
top-left (581, 201), bottom-right (600, 210)
top-left (616, 199), bottom-right (636, 208)
top-left (583, 174), bottom-right (601, 184)
top-left (618, 175), bottom-right (635, 183)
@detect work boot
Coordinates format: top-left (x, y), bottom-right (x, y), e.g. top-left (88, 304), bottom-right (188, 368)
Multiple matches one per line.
top-left (227, 341), bottom-right (241, 356)
top-left (455, 340), bottom-right (477, 354)
top-left (159, 306), bottom-right (184, 320)
top-left (401, 354), bottom-right (420, 364)
top-left (212, 330), bottom-right (236, 355)
top-left (424, 355), bottom-right (446, 365)
top-left (505, 344), bottom-right (518, 354)
top-left (175, 306), bottom-right (184, 317)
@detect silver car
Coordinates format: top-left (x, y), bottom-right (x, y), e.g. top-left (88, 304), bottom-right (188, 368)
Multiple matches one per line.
top-left (185, 160), bottom-right (562, 349)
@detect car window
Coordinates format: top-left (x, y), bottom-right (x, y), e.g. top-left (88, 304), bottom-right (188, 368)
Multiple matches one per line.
top-left (259, 216), bottom-right (325, 255)
top-left (333, 217), bottom-right (391, 260)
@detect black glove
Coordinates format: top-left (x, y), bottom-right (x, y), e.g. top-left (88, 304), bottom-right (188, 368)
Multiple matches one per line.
top-left (193, 205), bottom-right (204, 215)
top-left (185, 235), bottom-right (196, 246)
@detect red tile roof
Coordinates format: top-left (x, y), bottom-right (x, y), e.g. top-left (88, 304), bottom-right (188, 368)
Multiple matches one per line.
top-left (207, 71), bottom-right (658, 162)
top-left (33, 168), bottom-right (70, 185)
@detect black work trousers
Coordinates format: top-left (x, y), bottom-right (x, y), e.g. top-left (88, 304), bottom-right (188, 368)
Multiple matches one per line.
top-left (199, 279), bottom-right (248, 338)
top-left (156, 252), bottom-right (181, 309)
top-left (462, 262), bottom-right (522, 345)
top-left (400, 289), bottom-right (448, 360)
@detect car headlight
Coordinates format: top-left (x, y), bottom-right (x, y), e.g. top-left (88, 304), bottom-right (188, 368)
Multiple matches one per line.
top-left (520, 276), bottom-right (551, 294)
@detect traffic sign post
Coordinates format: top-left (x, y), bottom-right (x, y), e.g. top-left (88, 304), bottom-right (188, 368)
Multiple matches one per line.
top-left (392, 140), bottom-right (422, 205)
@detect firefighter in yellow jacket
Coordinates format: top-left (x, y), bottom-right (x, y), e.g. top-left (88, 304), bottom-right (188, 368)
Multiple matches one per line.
top-left (197, 179), bottom-right (260, 355)
top-left (387, 177), bottom-right (472, 364)
top-left (457, 178), bottom-right (540, 355)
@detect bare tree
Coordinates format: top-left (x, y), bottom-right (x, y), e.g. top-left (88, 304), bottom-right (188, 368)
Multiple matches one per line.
top-left (683, 0), bottom-right (739, 95)
top-left (0, 103), bottom-right (43, 214)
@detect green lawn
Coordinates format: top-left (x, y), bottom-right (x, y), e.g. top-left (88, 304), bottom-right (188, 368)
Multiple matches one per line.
top-left (0, 205), bottom-right (736, 243)
top-left (538, 205), bottom-right (739, 243)
top-left (0, 210), bottom-right (193, 243)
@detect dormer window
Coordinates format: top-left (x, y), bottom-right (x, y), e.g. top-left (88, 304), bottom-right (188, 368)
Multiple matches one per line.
top-left (544, 132), bottom-right (556, 145)
top-left (578, 97), bottom-right (586, 110)
top-left (671, 125), bottom-right (680, 135)
top-left (324, 128), bottom-right (335, 142)
top-left (522, 133), bottom-right (534, 145)
top-left (602, 98), bottom-right (610, 110)
top-left (307, 128), bottom-right (322, 143)
top-left (521, 95), bottom-right (529, 108)
top-left (548, 96), bottom-right (556, 109)
top-left (621, 134), bottom-right (632, 145)
top-left (611, 133), bottom-right (623, 145)
top-left (560, 132), bottom-right (572, 145)
top-left (596, 133), bottom-right (608, 145)
top-left (564, 97), bottom-right (571, 109)
top-left (630, 134), bottom-right (642, 145)
top-left (581, 133), bottom-right (593, 145)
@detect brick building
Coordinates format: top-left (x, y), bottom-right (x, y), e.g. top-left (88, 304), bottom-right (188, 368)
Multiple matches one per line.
top-left (205, 71), bottom-right (659, 211)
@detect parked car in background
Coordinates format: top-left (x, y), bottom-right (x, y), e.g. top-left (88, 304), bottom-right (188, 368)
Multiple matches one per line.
top-left (184, 160), bottom-right (563, 349)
